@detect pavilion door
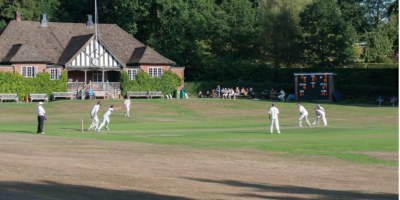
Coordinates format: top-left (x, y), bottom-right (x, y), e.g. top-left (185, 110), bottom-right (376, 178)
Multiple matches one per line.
top-left (92, 71), bottom-right (108, 82)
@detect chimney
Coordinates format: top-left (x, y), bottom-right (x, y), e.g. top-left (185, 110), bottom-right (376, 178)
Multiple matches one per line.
top-left (87, 14), bottom-right (94, 28)
top-left (15, 11), bottom-right (21, 21)
top-left (40, 13), bottom-right (48, 27)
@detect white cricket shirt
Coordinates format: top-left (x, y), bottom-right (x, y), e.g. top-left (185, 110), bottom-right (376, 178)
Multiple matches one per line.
top-left (299, 105), bottom-right (308, 114)
top-left (124, 99), bottom-right (131, 107)
top-left (91, 105), bottom-right (100, 114)
top-left (103, 108), bottom-right (114, 117)
top-left (269, 107), bottom-right (279, 119)
top-left (37, 106), bottom-right (45, 116)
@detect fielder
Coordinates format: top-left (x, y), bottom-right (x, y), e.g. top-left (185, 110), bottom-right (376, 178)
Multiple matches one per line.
top-left (312, 104), bottom-right (327, 126)
top-left (96, 105), bottom-right (121, 132)
top-left (124, 96), bottom-right (131, 117)
top-left (88, 101), bottom-right (102, 131)
top-left (268, 103), bottom-right (280, 134)
top-left (297, 103), bottom-right (311, 127)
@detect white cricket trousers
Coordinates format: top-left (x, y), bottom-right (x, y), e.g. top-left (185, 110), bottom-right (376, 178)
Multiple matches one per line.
top-left (270, 119), bottom-right (280, 133)
top-left (99, 116), bottom-right (110, 130)
top-left (125, 108), bottom-right (130, 116)
top-left (320, 112), bottom-right (327, 125)
top-left (313, 115), bottom-right (322, 126)
top-left (299, 113), bottom-right (311, 126)
top-left (89, 114), bottom-right (100, 129)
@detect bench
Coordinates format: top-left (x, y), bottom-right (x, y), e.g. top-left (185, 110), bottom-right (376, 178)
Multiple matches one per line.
top-left (30, 93), bottom-right (48, 102)
top-left (127, 91), bottom-right (149, 99)
top-left (52, 92), bottom-right (76, 100)
top-left (149, 91), bottom-right (164, 99)
top-left (93, 91), bottom-right (109, 99)
top-left (0, 93), bottom-right (19, 102)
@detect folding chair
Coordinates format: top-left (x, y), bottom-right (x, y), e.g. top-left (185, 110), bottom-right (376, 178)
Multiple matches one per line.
top-left (286, 94), bottom-right (295, 101)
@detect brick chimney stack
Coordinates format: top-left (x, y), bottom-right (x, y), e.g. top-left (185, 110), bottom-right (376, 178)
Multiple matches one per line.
top-left (15, 11), bottom-right (21, 21)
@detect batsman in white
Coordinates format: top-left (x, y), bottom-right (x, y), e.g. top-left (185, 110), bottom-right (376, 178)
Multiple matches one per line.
top-left (297, 103), bottom-right (311, 127)
top-left (124, 96), bottom-right (131, 117)
top-left (96, 105), bottom-right (122, 132)
top-left (312, 104), bottom-right (327, 126)
top-left (268, 103), bottom-right (280, 134)
top-left (88, 101), bottom-right (102, 131)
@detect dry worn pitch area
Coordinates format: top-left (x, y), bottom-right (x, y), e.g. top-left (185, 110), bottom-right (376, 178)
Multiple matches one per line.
top-left (1, 133), bottom-right (398, 200)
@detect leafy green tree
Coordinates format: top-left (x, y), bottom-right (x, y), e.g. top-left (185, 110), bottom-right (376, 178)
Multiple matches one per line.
top-left (363, 0), bottom-right (392, 28)
top-left (260, 0), bottom-right (311, 68)
top-left (300, 0), bottom-right (356, 67)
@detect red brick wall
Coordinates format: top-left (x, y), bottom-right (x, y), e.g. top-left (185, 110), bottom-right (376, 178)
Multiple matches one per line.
top-left (0, 66), bottom-right (14, 73)
top-left (170, 68), bottom-right (185, 89)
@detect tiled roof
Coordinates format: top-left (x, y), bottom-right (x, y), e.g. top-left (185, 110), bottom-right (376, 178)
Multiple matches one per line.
top-left (57, 34), bottom-right (94, 65)
top-left (0, 20), bottom-right (175, 66)
top-left (128, 46), bottom-right (176, 65)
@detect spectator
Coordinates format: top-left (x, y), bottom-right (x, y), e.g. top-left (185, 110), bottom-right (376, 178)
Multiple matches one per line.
top-left (270, 88), bottom-right (274, 99)
top-left (376, 96), bottom-right (384, 106)
top-left (229, 88), bottom-right (235, 100)
top-left (222, 88), bottom-right (229, 99)
top-left (198, 91), bottom-right (204, 98)
top-left (206, 91), bottom-right (211, 98)
top-left (248, 88), bottom-right (255, 99)
top-left (241, 87), bottom-right (246, 94)
top-left (212, 89), bottom-right (217, 98)
top-left (390, 95), bottom-right (397, 106)
top-left (217, 85), bottom-right (221, 98)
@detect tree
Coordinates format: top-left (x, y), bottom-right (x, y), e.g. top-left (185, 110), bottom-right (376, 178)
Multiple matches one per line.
top-left (363, 0), bottom-right (392, 28)
top-left (300, 0), bottom-right (356, 67)
top-left (260, 0), bottom-right (311, 68)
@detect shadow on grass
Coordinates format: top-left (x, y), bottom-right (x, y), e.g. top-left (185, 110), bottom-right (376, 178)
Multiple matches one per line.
top-left (182, 178), bottom-right (397, 200)
top-left (0, 180), bottom-right (193, 200)
top-left (14, 131), bottom-right (35, 134)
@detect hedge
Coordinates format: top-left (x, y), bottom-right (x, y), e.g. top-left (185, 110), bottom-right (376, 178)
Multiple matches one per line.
top-left (185, 68), bottom-right (398, 102)
top-left (0, 71), bottom-right (68, 101)
top-left (120, 70), bottom-right (182, 97)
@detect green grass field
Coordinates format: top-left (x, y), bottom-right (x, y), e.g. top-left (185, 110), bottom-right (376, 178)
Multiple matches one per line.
top-left (0, 99), bottom-right (398, 166)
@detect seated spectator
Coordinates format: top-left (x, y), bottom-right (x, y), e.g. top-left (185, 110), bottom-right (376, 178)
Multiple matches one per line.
top-left (248, 88), bottom-right (255, 99)
top-left (206, 91), bottom-right (211, 98)
top-left (241, 87), bottom-right (246, 94)
top-left (222, 88), bottom-right (229, 99)
top-left (198, 91), bottom-right (204, 98)
top-left (212, 89), bottom-right (217, 98)
top-left (270, 88), bottom-right (275, 99)
top-left (376, 96), bottom-right (384, 106)
top-left (390, 95), bottom-right (397, 106)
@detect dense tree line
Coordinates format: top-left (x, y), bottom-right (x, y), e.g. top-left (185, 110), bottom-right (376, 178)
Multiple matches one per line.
top-left (0, 0), bottom-right (398, 81)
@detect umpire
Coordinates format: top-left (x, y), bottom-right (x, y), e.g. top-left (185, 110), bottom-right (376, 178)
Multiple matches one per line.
top-left (37, 102), bottom-right (46, 134)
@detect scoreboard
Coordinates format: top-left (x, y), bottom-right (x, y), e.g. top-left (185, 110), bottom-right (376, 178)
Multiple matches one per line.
top-left (294, 73), bottom-right (336, 101)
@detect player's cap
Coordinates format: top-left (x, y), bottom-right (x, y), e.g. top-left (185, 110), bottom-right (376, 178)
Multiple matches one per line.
top-left (272, 103), bottom-right (275, 106)
top-left (38, 102), bottom-right (43, 105)
top-left (317, 104), bottom-right (320, 107)
top-left (97, 101), bottom-right (102, 104)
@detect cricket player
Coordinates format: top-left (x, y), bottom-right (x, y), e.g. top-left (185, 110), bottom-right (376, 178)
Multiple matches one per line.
top-left (88, 101), bottom-right (102, 131)
top-left (278, 89), bottom-right (285, 101)
top-left (298, 103), bottom-right (311, 127)
top-left (124, 96), bottom-right (131, 117)
top-left (268, 103), bottom-right (280, 134)
top-left (96, 105), bottom-right (121, 132)
top-left (312, 105), bottom-right (327, 126)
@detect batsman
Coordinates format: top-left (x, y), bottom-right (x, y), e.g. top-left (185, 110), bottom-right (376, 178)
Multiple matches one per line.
top-left (88, 101), bottom-right (102, 131)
